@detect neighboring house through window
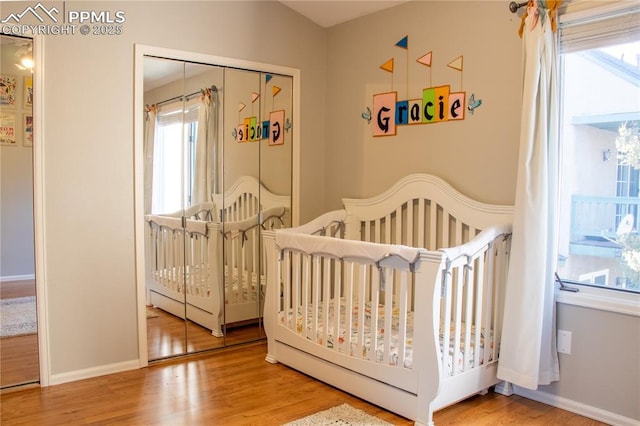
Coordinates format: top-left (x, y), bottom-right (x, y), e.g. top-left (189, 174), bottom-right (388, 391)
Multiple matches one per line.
top-left (557, 3), bottom-right (640, 294)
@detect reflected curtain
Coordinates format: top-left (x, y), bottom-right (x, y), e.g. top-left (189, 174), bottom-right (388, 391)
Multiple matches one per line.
top-left (497, 0), bottom-right (561, 389)
top-left (144, 105), bottom-right (157, 215)
top-left (192, 87), bottom-right (218, 206)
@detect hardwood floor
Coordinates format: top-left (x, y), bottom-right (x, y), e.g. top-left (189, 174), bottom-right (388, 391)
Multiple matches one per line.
top-left (0, 280), bottom-right (39, 388)
top-left (0, 341), bottom-right (605, 425)
top-left (147, 306), bottom-right (265, 360)
top-left (0, 282), bottom-right (607, 424)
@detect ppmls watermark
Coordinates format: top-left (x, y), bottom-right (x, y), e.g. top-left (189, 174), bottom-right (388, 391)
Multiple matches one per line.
top-left (1, 2), bottom-right (126, 36)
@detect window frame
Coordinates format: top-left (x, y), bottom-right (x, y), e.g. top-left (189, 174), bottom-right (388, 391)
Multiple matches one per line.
top-left (555, 2), bottom-right (640, 305)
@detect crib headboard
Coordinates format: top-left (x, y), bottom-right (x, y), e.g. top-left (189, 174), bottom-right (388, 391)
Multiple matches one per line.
top-left (212, 175), bottom-right (291, 223)
top-left (342, 174), bottom-right (513, 250)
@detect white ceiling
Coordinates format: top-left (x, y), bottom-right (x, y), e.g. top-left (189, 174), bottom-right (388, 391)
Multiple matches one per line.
top-left (278, 0), bottom-right (409, 28)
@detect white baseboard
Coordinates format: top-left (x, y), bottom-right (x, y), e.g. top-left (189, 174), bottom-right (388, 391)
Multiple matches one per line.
top-left (48, 359), bottom-right (141, 386)
top-left (515, 386), bottom-right (639, 426)
top-left (1, 274), bottom-right (36, 283)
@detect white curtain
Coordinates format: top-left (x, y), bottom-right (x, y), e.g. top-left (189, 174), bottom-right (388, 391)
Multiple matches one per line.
top-left (192, 88), bottom-right (216, 206)
top-left (143, 105), bottom-right (157, 215)
top-left (497, 0), bottom-right (561, 389)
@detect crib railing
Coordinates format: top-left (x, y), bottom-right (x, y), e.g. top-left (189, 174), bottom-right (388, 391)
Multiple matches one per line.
top-left (264, 221), bottom-right (511, 381)
top-left (438, 226), bottom-right (511, 376)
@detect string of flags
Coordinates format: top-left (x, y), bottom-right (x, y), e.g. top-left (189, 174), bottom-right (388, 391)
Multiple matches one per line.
top-left (233, 73), bottom-right (289, 146)
top-left (367, 35), bottom-right (482, 137)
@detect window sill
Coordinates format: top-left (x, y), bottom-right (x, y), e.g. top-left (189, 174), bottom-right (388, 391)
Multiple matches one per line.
top-left (556, 286), bottom-right (640, 317)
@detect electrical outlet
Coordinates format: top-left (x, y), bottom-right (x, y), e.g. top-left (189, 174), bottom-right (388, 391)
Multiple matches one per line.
top-left (557, 330), bottom-right (572, 355)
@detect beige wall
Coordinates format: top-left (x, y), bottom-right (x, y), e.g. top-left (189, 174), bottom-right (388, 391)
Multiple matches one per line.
top-left (323, 1), bottom-right (522, 209)
top-left (3, 0), bottom-right (637, 422)
top-left (1, 0), bottom-right (326, 377)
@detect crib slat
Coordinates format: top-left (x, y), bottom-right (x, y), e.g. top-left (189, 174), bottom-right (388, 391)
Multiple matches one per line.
top-left (406, 201), bottom-right (413, 247)
top-left (383, 268), bottom-right (393, 364)
top-left (303, 254), bottom-right (311, 340)
top-left (483, 243), bottom-right (495, 365)
top-left (312, 256), bottom-right (321, 344)
top-left (322, 257), bottom-right (331, 348)
top-left (453, 264), bottom-right (464, 375)
top-left (356, 263), bottom-right (367, 360)
top-left (441, 267), bottom-right (453, 375)
top-left (396, 206), bottom-right (402, 245)
top-left (370, 266), bottom-right (380, 362)
top-left (455, 219), bottom-right (463, 248)
top-left (333, 260), bottom-right (342, 353)
top-left (397, 270), bottom-right (408, 366)
top-left (429, 202), bottom-right (437, 250)
top-left (463, 256), bottom-right (474, 372)
top-left (292, 252), bottom-right (301, 333)
top-left (416, 200), bottom-right (424, 248)
top-left (385, 213), bottom-right (391, 244)
top-left (345, 262), bottom-right (354, 354)
top-left (442, 208), bottom-right (450, 250)
top-left (474, 252), bottom-right (485, 369)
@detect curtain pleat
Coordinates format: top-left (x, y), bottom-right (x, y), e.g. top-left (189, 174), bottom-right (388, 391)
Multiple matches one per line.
top-left (497, 1), bottom-right (561, 389)
top-left (192, 89), bottom-right (215, 206)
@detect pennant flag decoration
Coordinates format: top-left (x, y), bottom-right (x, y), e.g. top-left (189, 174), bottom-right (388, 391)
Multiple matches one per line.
top-left (251, 92), bottom-right (260, 103)
top-left (265, 74), bottom-right (273, 84)
top-left (395, 35), bottom-right (408, 49)
top-left (447, 55), bottom-right (463, 71)
top-left (380, 58), bottom-right (394, 73)
top-left (416, 51), bottom-right (432, 67)
top-left (272, 86), bottom-right (281, 97)
top-left (238, 102), bottom-right (246, 112)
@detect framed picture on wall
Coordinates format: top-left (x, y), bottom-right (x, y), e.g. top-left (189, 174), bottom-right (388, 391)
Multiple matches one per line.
top-left (24, 76), bottom-right (33, 107)
top-left (0, 112), bottom-right (17, 146)
top-left (0, 74), bottom-right (17, 107)
top-left (23, 114), bottom-right (33, 147)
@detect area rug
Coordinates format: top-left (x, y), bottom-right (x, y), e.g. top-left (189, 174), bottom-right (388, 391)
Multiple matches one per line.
top-left (0, 296), bottom-right (37, 338)
top-left (282, 403), bottom-right (393, 426)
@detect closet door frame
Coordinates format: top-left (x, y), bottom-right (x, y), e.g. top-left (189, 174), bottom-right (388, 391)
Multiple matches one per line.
top-left (133, 44), bottom-right (300, 366)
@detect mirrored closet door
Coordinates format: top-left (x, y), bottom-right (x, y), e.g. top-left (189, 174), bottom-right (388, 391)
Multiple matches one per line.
top-left (142, 54), bottom-right (293, 361)
top-left (0, 34), bottom-right (38, 388)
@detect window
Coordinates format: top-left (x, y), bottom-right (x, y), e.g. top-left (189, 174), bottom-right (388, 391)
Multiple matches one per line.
top-left (557, 4), bottom-right (640, 294)
top-left (151, 99), bottom-right (199, 214)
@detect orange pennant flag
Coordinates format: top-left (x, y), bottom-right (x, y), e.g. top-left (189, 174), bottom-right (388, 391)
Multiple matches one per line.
top-left (380, 58), bottom-right (394, 73)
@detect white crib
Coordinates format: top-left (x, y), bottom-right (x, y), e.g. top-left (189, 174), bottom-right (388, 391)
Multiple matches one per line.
top-left (145, 176), bottom-right (290, 337)
top-left (263, 173), bottom-right (513, 425)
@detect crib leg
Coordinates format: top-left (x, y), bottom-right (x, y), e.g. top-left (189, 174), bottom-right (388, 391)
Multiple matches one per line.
top-left (265, 353), bottom-right (278, 364)
top-left (211, 329), bottom-right (224, 338)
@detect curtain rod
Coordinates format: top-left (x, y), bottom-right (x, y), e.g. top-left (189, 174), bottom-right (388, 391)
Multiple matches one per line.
top-left (509, 1), bottom-right (527, 13)
top-left (153, 85), bottom-right (218, 108)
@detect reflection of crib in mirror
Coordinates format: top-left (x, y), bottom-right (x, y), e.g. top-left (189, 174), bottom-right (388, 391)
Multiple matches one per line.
top-left (145, 176), bottom-right (290, 337)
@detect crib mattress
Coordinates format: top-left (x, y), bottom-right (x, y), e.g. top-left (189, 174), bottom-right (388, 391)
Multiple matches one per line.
top-left (278, 299), bottom-right (494, 375)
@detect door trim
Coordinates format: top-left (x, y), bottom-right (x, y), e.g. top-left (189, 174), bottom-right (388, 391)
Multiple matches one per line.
top-left (33, 35), bottom-right (50, 387)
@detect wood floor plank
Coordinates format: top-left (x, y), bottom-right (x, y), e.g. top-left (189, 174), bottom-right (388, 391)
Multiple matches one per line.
top-left (1, 342), bottom-right (606, 426)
